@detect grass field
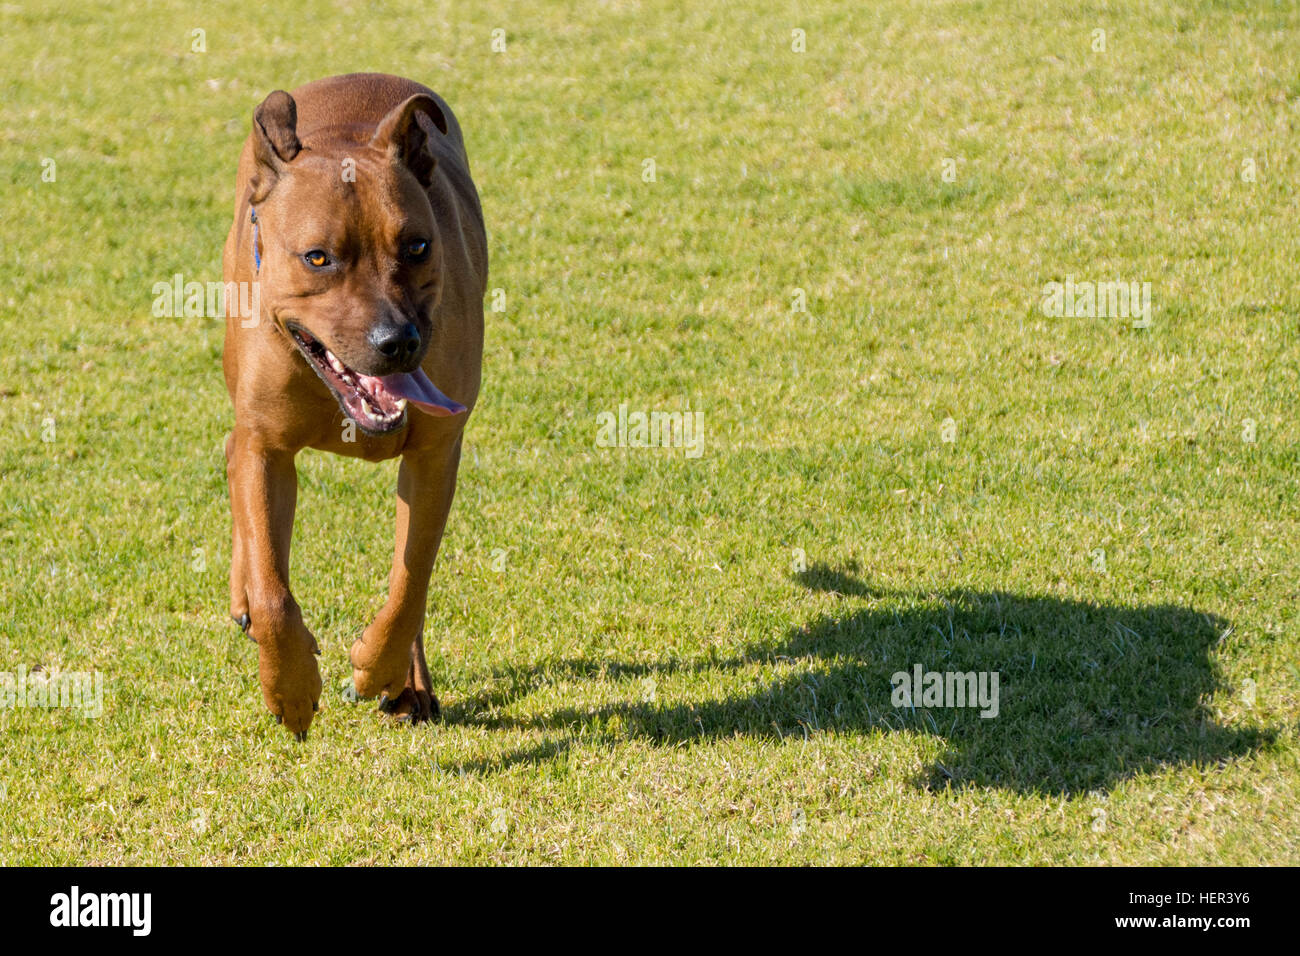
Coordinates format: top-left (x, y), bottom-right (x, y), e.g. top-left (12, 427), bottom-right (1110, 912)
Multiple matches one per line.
top-left (1, 0), bottom-right (1298, 864)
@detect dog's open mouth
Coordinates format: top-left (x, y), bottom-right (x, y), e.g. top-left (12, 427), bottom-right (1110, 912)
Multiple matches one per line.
top-left (286, 323), bottom-right (467, 435)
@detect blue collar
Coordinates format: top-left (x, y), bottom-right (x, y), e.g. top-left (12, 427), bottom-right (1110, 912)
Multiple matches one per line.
top-left (250, 208), bottom-right (261, 272)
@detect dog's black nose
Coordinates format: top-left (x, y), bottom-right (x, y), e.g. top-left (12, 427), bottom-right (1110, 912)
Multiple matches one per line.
top-left (369, 322), bottom-right (421, 363)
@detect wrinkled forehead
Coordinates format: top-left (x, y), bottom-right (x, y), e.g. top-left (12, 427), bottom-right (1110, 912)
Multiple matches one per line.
top-left (265, 149), bottom-right (433, 239)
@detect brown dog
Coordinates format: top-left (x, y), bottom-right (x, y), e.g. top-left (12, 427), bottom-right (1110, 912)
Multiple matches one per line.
top-left (221, 73), bottom-right (485, 739)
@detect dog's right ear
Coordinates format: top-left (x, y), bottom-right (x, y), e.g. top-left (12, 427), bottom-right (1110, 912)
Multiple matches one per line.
top-left (249, 90), bottom-right (302, 203)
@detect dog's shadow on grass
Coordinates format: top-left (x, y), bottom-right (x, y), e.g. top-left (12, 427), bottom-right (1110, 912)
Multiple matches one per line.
top-left (449, 566), bottom-right (1275, 794)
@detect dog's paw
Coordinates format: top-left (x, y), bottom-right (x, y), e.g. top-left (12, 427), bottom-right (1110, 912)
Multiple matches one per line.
top-left (378, 685), bottom-right (441, 724)
top-left (349, 648), bottom-right (411, 702)
top-left (349, 625), bottom-right (413, 702)
top-left (255, 619), bottom-right (322, 739)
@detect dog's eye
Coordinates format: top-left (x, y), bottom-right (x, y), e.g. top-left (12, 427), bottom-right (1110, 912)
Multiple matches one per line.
top-left (402, 238), bottom-right (430, 263)
top-left (303, 249), bottom-right (331, 269)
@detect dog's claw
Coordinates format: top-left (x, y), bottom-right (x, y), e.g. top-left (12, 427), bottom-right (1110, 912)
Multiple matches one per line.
top-left (294, 730), bottom-right (308, 743)
top-left (274, 714), bottom-right (282, 724)
top-left (312, 701), bottom-right (318, 712)
top-left (233, 613), bottom-right (255, 642)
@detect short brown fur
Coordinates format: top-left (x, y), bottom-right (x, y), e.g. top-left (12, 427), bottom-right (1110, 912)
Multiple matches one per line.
top-left (221, 73), bottom-right (486, 738)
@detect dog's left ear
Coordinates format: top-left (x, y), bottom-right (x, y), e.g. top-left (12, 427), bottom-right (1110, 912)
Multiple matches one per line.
top-left (370, 93), bottom-right (448, 187)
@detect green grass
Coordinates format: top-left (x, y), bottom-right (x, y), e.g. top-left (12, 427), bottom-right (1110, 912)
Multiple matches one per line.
top-left (1, 0), bottom-right (1298, 864)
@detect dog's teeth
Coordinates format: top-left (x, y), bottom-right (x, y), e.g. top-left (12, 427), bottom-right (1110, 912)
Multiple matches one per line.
top-left (326, 352), bottom-right (345, 374)
top-left (395, 399), bottom-right (408, 411)
top-left (360, 399), bottom-right (376, 418)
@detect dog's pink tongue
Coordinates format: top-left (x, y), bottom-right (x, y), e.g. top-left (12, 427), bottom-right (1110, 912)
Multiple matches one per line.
top-left (371, 369), bottom-right (466, 417)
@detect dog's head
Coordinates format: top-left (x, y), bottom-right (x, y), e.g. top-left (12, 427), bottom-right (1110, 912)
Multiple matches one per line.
top-left (246, 89), bottom-right (465, 434)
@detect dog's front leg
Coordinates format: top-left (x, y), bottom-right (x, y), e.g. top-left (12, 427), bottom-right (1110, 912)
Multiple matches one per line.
top-left (227, 425), bottom-right (322, 738)
top-left (351, 436), bottom-right (462, 720)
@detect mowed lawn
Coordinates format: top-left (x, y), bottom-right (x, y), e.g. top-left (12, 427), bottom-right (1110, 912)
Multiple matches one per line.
top-left (1, 0), bottom-right (1298, 864)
